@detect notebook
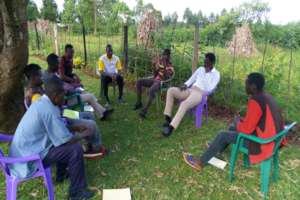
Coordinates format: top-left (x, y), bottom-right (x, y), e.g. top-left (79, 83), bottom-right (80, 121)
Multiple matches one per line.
top-left (208, 157), bottom-right (227, 170)
top-left (62, 109), bottom-right (80, 119)
top-left (103, 188), bottom-right (131, 200)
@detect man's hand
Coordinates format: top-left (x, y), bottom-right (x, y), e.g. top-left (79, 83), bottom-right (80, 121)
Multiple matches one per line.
top-left (180, 84), bottom-right (188, 91)
top-left (67, 124), bottom-right (86, 133)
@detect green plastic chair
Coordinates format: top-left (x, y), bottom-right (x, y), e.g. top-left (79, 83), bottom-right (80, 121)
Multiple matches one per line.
top-left (65, 93), bottom-right (85, 112)
top-left (229, 122), bottom-right (297, 197)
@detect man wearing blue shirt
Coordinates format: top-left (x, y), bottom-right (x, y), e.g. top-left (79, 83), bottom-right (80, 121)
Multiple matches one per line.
top-left (9, 77), bottom-right (94, 200)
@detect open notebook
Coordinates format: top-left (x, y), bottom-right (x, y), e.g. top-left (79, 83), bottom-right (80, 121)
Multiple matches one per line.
top-left (62, 109), bottom-right (80, 119)
top-left (103, 188), bottom-right (131, 200)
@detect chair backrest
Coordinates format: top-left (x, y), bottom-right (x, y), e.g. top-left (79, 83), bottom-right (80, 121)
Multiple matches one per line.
top-left (273, 122), bottom-right (297, 152)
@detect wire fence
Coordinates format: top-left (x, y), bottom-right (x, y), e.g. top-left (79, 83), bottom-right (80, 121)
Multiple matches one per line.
top-left (28, 22), bottom-right (300, 121)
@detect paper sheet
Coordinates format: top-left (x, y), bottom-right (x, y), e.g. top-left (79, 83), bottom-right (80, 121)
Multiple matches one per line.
top-left (103, 188), bottom-right (131, 200)
top-left (84, 105), bottom-right (94, 112)
top-left (63, 109), bottom-right (80, 119)
top-left (208, 157), bottom-right (227, 170)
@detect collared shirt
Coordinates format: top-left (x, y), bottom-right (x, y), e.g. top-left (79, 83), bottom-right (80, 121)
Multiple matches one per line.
top-left (98, 54), bottom-right (122, 74)
top-left (9, 95), bottom-right (73, 178)
top-left (184, 67), bottom-right (220, 92)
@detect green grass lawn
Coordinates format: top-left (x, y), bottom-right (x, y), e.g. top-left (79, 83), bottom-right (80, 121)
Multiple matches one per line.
top-left (0, 56), bottom-right (299, 200)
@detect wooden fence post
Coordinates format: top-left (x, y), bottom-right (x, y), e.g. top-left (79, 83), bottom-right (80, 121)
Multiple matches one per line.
top-left (192, 23), bottom-right (199, 73)
top-left (34, 21), bottom-right (40, 51)
top-left (53, 23), bottom-right (59, 55)
top-left (123, 24), bottom-right (128, 73)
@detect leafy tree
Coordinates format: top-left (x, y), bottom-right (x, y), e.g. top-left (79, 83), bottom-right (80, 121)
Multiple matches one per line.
top-left (61, 0), bottom-right (76, 24)
top-left (0, 0), bottom-right (28, 132)
top-left (40, 0), bottom-right (58, 22)
top-left (237, 0), bottom-right (270, 23)
top-left (27, 0), bottom-right (39, 21)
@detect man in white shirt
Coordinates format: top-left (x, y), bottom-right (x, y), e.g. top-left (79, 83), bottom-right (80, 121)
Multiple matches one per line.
top-left (162, 53), bottom-right (220, 137)
top-left (98, 44), bottom-right (124, 104)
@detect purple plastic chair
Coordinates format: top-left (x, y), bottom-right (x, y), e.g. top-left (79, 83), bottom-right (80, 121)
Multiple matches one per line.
top-left (0, 133), bottom-right (55, 200)
top-left (190, 90), bottom-right (215, 128)
top-left (193, 92), bottom-right (208, 128)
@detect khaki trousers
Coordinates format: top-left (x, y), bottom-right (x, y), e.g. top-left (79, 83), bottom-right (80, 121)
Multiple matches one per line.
top-left (164, 86), bottom-right (203, 129)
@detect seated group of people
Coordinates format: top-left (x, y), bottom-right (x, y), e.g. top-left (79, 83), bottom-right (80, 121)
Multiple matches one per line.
top-left (8, 42), bottom-right (284, 200)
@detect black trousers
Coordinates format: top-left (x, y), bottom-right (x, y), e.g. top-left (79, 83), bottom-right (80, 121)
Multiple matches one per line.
top-left (101, 74), bottom-right (124, 101)
top-left (136, 78), bottom-right (161, 113)
top-left (43, 142), bottom-right (87, 195)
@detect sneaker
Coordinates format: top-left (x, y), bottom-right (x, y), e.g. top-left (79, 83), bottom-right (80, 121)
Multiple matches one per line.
top-left (133, 102), bottom-right (143, 110)
top-left (68, 189), bottom-right (95, 200)
top-left (100, 109), bottom-right (114, 121)
top-left (182, 152), bottom-right (202, 171)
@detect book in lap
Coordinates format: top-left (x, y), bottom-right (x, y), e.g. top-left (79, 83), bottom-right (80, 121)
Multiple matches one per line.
top-left (208, 157), bottom-right (227, 170)
top-left (63, 109), bottom-right (80, 119)
top-left (103, 188), bottom-right (131, 200)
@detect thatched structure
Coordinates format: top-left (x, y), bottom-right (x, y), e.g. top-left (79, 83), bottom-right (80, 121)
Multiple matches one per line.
top-left (227, 24), bottom-right (258, 57)
top-left (137, 12), bottom-right (161, 49)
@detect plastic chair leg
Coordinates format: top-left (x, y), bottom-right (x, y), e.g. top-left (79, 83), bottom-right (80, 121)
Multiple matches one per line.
top-left (44, 168), bottom-right (55, 200)
top-left (205, 103), bottom-right (209, 124)
top-left (195, 105), bottom-right (203, 128)
top-left (260, 158), bottom-right (272, 197)
top-left (273, 152), bottom-right (279, 182)
top-left (243, 153), bottom-right (250, 168)
top-left (229, 144), bottom-right (239, 181)
top-left (6, 178), bottom-right (17, 200)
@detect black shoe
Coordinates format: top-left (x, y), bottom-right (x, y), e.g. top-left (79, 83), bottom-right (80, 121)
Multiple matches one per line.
top-left (69, 189), bottom-right (95, 200)
top-left (162, 121), bottom-right (170, 127)
top-left (100, 109), bottom-right (114, 121)
top-left (162, 125), bottom-right (174, 137)
top-left (139, 110), bottom-right (146, 119)
top-left (163, 115), bottom-right (172, 127)
top-left (133, 102), bottom-right (143, 110)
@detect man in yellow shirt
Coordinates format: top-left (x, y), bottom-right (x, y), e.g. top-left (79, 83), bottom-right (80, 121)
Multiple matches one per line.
top-left (98, 44), bottom-right (124, 104)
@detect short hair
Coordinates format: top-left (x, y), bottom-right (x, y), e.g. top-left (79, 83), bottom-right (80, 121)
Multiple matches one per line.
top-left (205, 52), bottom-right (216, 65)
top-left (24, 64), bottom-right (41, 79)
top-left (44, 76), bottom-right (65, 97)
top-left (106, 44), bottom-right (113, 50)
top-left (47, 53), bottom-right (59, 68)
top-left (163, 48), bottom-right (171, 56)
top-left (65, 44), bottom-right (73, 51)
top-left (247, 72), bottom-right (265, 91)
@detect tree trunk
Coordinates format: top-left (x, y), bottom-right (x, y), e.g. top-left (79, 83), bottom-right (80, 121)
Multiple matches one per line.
top-left (0, 0), bottom-right (28, 133)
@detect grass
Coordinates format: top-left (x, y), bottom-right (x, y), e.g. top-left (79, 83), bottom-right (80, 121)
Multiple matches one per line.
top-left (0, 56), bottom-right (300, 200)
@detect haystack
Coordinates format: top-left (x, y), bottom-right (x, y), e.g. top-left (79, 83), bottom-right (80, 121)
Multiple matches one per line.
top-left (137, 12), bottom-right (161, 49)
top-left (227, 24), bottom-right (258, 57)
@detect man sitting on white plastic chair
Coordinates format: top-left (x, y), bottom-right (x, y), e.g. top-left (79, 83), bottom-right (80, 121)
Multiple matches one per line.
top-left (134, 48), bottom-right (174, 119)
top-left (162, 52), bottom-right (220, 137)
top-left (98, 44), bottom-right (124, 105)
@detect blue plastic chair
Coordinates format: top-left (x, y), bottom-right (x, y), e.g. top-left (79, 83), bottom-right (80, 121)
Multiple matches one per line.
top-left (0, 133), bottom-right (55, 200)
